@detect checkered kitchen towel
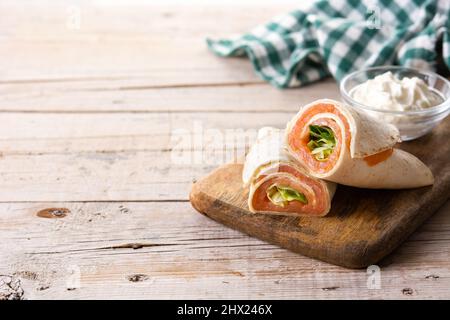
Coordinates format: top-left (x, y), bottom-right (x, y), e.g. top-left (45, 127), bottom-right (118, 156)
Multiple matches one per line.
top-left (207, 0), bottom-right (450, 88)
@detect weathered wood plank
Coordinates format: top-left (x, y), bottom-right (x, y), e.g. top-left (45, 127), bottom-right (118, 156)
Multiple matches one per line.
top-left (0, 112), bottom-right (292, 201)
top-left (0, 2), bottom-right (299, 85)
top-left (0, 80), bottom-right (339, 112)
top-left (0, 112), bottom-right (289, 154)
top-left (0, 201), bottom-right (449, 299)
top-left (0, 152), bottom-right (207, 201)
top-left (0, 2), bottom-right (335, 113)
top-left (0, 0), bottom-right (448, 300)
top-left (0, 1), bottom-right (299, 38)
top-left (0, 39), bottom-right (261, 86)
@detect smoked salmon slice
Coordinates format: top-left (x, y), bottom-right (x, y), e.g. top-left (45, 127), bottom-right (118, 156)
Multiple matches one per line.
top-left (243, 127), bottom-right (336, 217)
top-left (285, 99), bottom-right (434, 189)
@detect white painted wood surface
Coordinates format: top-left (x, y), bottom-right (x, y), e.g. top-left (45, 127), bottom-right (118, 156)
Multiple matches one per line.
top-left (0, 0), bottom-right (448, 299)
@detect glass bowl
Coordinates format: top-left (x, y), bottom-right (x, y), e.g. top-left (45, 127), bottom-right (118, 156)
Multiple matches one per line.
top-left (340, 66), bottom-right (450, 141)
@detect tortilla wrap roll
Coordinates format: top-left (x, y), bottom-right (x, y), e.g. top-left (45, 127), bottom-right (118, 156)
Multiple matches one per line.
top-left (285, 99), bottom-right (434, 189)
top-left (243, 127), bottom-right (336, 217)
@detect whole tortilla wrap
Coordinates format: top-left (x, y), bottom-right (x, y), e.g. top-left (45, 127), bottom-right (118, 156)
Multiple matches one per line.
top-left (285, 99), bottom-right (434, 189)
top-left (244, 127), bottom-right (336, 216)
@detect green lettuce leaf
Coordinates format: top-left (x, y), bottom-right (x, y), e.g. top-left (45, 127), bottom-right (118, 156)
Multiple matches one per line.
top-left (266, 185), bottom-right (308, 207)
top-left (307, 125), bottom-right (336, 161)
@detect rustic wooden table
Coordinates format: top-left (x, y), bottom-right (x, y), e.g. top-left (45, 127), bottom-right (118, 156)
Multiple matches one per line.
top-left (0, 1), bottom-right (449, 300)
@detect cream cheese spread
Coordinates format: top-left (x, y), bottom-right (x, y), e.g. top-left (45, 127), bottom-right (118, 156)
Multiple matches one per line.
top-left (350, 71), bottom-right (443, 111)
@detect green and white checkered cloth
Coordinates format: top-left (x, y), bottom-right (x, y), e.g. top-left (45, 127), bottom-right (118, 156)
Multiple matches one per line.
top-left (207, 0), bottom-right (450, 88)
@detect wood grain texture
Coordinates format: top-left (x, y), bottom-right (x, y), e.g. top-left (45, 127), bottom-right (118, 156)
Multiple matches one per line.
top-left (0, 112), bottom-right (293, 201)
top-left (0, 0), bottom-right (449, 299)
top-left (190, 118), bottom-right (450, 268)
top-left (0, 80), bottom-right (340, 112)
top-left (0, 0), bottom-right (338, 114)
top-left (1, 201), bottom-right (449, 299)
top-left (0, 1), bottom-right (295, 85)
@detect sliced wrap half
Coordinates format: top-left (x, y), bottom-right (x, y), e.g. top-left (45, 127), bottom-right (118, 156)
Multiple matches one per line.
top-left (243, 127), bottom-right (336, 217)
top-left (285, 99), bottom-right (434, 189)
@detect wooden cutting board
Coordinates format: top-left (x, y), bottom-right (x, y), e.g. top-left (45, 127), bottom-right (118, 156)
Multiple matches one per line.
top-left (190, 118), bottom-right (450, 268)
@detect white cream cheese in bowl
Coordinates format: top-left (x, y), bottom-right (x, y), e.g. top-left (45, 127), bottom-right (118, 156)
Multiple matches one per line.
top-left (340, 66), bottom-right (450, 141)
top-left (350, 71), bottom-right (443, 112)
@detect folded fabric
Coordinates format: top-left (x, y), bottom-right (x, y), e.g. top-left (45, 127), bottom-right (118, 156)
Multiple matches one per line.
top-left (207, 0), bottom-right (450, 88)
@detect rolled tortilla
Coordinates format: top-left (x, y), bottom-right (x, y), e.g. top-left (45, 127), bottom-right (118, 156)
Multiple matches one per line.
top-left (285, 99), bottom-right (434, 189)
top-left (244, 127), bottom-right (336, 217)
